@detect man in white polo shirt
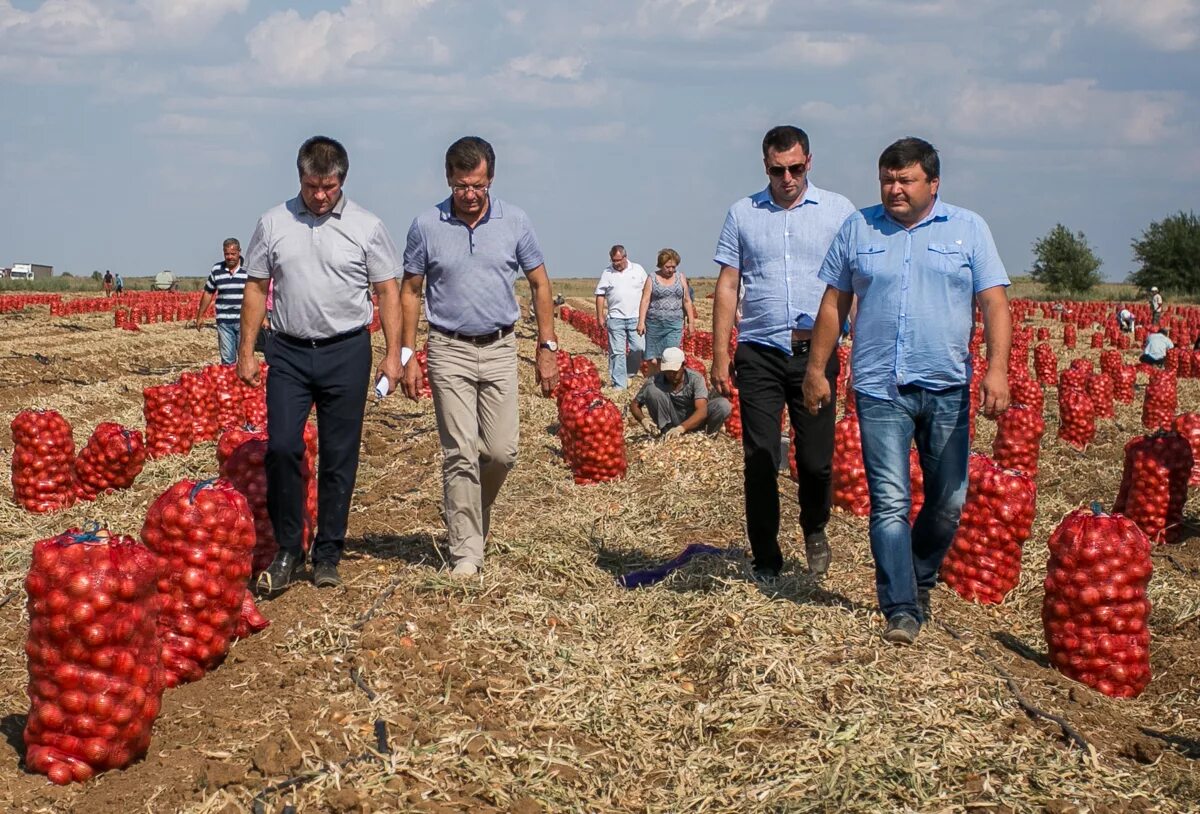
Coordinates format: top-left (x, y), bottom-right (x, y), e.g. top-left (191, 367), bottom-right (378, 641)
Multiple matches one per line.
top-left (595, 244), bottom-right (648, 389)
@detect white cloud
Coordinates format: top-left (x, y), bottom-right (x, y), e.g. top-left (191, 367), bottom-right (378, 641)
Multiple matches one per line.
top-left (505, 54), bottom-right (587, 81)
top-left (636, 0), bottom-right (774, 35)
top-left (950, 79), bottom-right (1182, 147)
top-left (245, 0), bottom-right (434, 85)
top-left (0, 0), bottom-right (136, 55)
top-left (1087, 0), bottom-right (1199, 51)
top-left (136, 0), bottom-right (247, 36)
top-left (765, 32), bottom-right (870, 67)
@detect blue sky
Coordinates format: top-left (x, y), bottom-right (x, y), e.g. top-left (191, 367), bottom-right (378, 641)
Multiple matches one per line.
top-left (2, 0), bottom-right (1198, 281)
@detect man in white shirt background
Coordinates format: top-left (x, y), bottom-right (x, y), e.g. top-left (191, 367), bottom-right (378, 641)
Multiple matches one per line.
top-left (595, 244), bottom-right (649, 389)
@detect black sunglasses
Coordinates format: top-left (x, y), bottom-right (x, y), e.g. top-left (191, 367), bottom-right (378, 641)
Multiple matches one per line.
top-left (767, 163), bottom-right (808, 178)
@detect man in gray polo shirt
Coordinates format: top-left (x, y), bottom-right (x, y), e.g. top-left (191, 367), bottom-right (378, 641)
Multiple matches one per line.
top-left (238, 135), bottom-right (403, 596)
top-left (400, 136), bottom-right (559, 578)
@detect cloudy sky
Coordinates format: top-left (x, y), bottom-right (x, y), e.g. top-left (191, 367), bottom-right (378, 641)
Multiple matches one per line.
top-left (2, 0), bottom-right (1197, 282)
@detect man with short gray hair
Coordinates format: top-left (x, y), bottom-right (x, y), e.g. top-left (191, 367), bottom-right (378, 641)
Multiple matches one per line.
top-left (595, 244), bottom-right (648, 389)
top-left (239, 135), bottom-right (403, 596)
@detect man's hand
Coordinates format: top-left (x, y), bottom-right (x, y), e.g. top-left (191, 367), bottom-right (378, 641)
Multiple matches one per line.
top-left (401, 356), bottom-right (422, 401)
top-left (375, 354), bottom-right (402, 399)
top-left (663, 425), bottom-right (684, 440)
top-left (236, 353), bottom-right (261, 388)
top-left (193, 319), bottom-right (203, 330)
top-left (979, 366), bottom-right (1011, 418)
top-left (802, 369), bottom-right (831, 415)
top-left (710, 352), bottom-right (735, 397)
top-left (535, 347), bottom-right (559, 397)
top-left (636, 320), bottom-right (646, 336)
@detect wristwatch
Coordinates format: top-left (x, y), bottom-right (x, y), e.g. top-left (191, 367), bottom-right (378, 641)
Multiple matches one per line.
top-left (539, 339), bottom-right (559, 352)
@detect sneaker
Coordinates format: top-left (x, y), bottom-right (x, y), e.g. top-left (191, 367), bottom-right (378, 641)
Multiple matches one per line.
top-left (917, 590), bottom-right (932, 623)
top-left (882, 614), bottom-right (921, 645)
top-left (804, 531), bottom-right (831, 579)
top-left (256, 550), bottom-right (302, 598)
top-left (312, 562), bottom-right (342, 589)
top-left (451, 560), bottom-right (480, 579)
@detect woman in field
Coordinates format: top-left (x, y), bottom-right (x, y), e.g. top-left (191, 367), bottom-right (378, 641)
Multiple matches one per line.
top-left (637, 248), bottom-right (695, 375)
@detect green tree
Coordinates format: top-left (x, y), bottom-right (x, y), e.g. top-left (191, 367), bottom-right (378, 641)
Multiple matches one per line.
top-left (90, 270), bottom-right (102, 282)
top-left (1030, 224), bottom-right (1103, 294)
top-left (1129, 211), bottom-right (1200, 294)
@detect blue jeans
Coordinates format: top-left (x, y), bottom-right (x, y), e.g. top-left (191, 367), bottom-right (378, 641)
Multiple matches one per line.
top-left (857, 385), bottom-right (970, 623)
top-left (605, 317), bottom-right (643, 389)
top-left (217, 321), bottom-right (240, 365)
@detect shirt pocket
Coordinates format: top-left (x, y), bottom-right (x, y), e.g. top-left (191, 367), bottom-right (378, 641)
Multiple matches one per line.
top-left (926, 242), bottom-right (970, 288)
top-left (852, 243), bottom-right (887, 276)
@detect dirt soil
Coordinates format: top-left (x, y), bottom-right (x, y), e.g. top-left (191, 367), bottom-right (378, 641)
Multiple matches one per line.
top-left (0, 298), bottom-right (1198, 813)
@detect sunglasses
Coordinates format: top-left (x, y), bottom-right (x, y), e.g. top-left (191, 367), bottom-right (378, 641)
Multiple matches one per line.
top-left (767, 162), bottom-right (808, 178)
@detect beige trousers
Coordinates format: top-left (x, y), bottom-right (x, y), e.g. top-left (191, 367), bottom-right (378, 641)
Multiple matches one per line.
top-left (426, 331), bottom-right (519, 567)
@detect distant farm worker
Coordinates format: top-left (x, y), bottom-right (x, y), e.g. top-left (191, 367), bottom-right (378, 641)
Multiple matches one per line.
top-left (595, 245), bottom-right (648, 390)
top-left (711, 124), bottom-right (856, 585)
top-left (238, 135), bottom-right (403, 596)
top-left (804, 137), bottom-right (1012, 646)
top-left (400, 136), bottom-right (559, 579)
top-left (196, 238), bottom-right (248, 365)
top-left (1140, 326), bottom-right (1173, 366)
top-left (114, 272), bottom-right (124, 296)
top-left (631, 347), bottom-right (731, 438)
top-left (1117, 307), bottom-right (1135, 333)
top-left (1149, 286), bottom-right (1163, 325)
top-left (102, 269), bottom-right (114, 297)
top-left (637, 248), bottom-right (696, 375)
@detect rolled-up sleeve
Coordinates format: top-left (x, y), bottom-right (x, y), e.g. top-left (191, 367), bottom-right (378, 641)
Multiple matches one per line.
top-left (403, 218), bottom-right (428, 278)
top-left (366, 222), bottom-right (401, 283)
top-left (243, 217), bottom-right (272, 280)
top-left (818, 218), bottom-right (854, 292)
top-left (712, 208), bottom-right (740, 269)
top-left (516, 216), bottom-right (545, 273)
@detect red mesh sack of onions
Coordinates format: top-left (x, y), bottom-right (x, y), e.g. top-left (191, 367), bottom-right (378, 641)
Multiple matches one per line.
top-left (1141, 370), bottom-right (1177, 431)
top-left (178, 370), bottom-right (218, 443)
top-left (558, 391), bottom-right (626, 485)
top-left (1057, 388), bottom-right (1095, 450)
top-left (140, 479), bottom-right (256, 687)
top-left (1008, 373), bottom-right (1043, 416)
top-left (23, 527), bottom-right (164, 784)
top-left (1113, 365), bottom-right (1137, 404)
top-left (831, 414), bottom-right (869, 516)
top-left (73, 422), bottom-right (146, 501)
top-left (1062, 323), bottom-right (1076, 349)
top-left (1112, 431), bottom-right (1193, 544)
top-left (1034, 343), bottom-right (1058, 384)
top-left (992, 403), bottom-right (1045, 478)
top-left (143, 383), bottom-right (193, 459)
top-left (1172, 413), bottom-right (1200, 486)
top-left (205, 364), bottom-right (244, 431)
top-left (1042, 504), bottom-right (1152, 698)
top-left (216, 425), bottom-right (264, 469)
top-left (10, 409), bottom-right (77, 513)
top-left (1099, 350), bottom-right (1123, 381)
top-left (1086, 372), bottom-right (1115, 419)
top-left (723, 383), bottom-right (742, 439)
top-left (939, 454), bottom-right (1036, 604)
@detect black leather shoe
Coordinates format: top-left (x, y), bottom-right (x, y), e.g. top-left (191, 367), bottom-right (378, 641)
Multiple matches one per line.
top-left (917, 589), bottom-right (932, 623)
top-left (804, 531), bottom-right (832, 579)
top-left (312, 562), bottom-right (342, 589)
top-left (256, 550), bottom-right (302, 598)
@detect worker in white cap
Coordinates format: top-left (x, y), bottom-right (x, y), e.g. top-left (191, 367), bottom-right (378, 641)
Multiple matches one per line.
top-left (630, 347), bottom-right (731, 438)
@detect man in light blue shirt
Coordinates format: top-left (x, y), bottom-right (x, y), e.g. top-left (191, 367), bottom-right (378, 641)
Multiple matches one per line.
top-left (1140, 327), bottom-right (1174, 365)
top-left (803, 137), bottom-right (1012, 645)
top-left (711, 125), bottom-right (856, 583)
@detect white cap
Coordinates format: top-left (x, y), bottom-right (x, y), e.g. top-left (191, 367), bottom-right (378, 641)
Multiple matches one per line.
top-left (660, 347), bottom-right (685, 371)
top-left (1151, 286), bottom-right (1159, 292)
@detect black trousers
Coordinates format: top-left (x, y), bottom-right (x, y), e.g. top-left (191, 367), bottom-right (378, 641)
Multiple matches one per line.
top-left (735, 341), bottom-right (839, 572)
top-left (265, 330), bottom-right (372, 565)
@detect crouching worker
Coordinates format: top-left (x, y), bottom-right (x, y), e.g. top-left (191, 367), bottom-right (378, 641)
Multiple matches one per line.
top-left (631, 347), bottom-right (731, 439)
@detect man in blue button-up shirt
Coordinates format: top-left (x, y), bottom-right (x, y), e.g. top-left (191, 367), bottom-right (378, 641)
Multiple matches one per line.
top-left (711, 125), bottom-right (856, 583)
top-left (804, 137), bottom-right (1012, 646)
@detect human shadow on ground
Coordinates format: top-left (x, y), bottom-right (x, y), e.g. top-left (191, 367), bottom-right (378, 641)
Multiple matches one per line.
top-left (348, 532), bottom-right (446, 569)
top-left (0, 713), bottom-right (26, 759)
top-left (991, 630), bottom-right (1052, 669)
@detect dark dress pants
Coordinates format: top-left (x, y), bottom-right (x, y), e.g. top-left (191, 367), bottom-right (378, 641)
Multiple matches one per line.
top-left (735, 340), bottom-right (839, 572)
top-left (265, 330), bottom-right (372, 566)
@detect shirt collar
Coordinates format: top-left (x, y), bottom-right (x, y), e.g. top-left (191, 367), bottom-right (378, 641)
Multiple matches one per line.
top-left (439, 195), bottom-right (502, 225)
top-left (751, 182), bottom-right (822, 212)
top-left (294, 193), bottom-right (348, 219)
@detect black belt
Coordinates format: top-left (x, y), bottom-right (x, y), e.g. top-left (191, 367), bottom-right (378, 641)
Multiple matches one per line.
top-left (275, 327), bottom-right (366, 348)
top-left (792, 339), bottom-right (811, 354)
top-left (431, 324), bottom-right (515, 346)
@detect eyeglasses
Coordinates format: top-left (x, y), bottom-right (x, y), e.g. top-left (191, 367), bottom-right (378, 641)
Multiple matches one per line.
top-left (451, 183), bottom-right (489, 195)
top-left (767, 162), bottom-right (808, 178)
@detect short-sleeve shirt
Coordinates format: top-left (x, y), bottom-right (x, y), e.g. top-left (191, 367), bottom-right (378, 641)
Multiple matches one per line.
top-left (635, 369), bottom-right (708, 415)
top-left (403, 196), bottom-right (544, 335)
top-left (713, 183), bottom-right (855, 353)
top-left (243, 194), bottom-right (399, 339)
top-left (818, 198), bottom-right (1010, 400)
top-left (1143, 332), bottom-right (1174, 360)
top-left (594, 262), bottom-right (648, 320)
top-left (203, 261), bottom-right (248, 325)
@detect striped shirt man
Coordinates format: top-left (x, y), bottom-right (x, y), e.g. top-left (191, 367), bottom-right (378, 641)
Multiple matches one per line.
top-left (204, 259), bottom-right (248, 324)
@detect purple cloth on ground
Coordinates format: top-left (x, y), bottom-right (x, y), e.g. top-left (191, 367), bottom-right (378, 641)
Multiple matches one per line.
top-left (618, 543), bottom-right (738, 588)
